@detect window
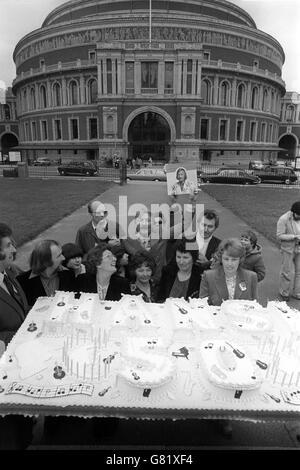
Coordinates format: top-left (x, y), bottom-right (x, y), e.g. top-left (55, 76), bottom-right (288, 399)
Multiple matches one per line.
top-left (53, 83), bottom-right (61, 107)
top-left (236, 84), bottom-right (245, 108)
top-left (31, 121), bottom-right (37, 140)
top-left (89, 50), bottom-right (96, 62)
top-left (261, 123), bottom-right (266, 142)
top-left (200, 119), bottom-right (209, 140)
top-left (253, 59), bottom-right (259, 68)
top-left (186, 59), bottom-right (193, 94)
top-left (40, 85), bottom-right (47, 108)
top-left (54, 119), bottom-right (62, 140)
top-left (125, 62), bottom-right (135, 94)
top-left (201, 80), bottom-right (211, 104)
top-left (41, 120), bottom-right (48, 140)
top-left (89, 118), bottom-right (98, 139)
top-left (236, 120), bottom-right (244, 141)
top-left (141, 62), bottom-right (158, 92)
top-left (250, 122), bottom-right (257, 141)
top-left (70, 118), bottom-right (79, 139)
top-left (40, 59), bottom-right (45, 68)
top-left (203, 52), bottom-right (210, 61)
top-left (286, 105), bottom-right (294, 121)
top-left (24, 122), bottom-right (29, 141)
top-left (106, 59), bottom-right (112, 94)
top-left (30, 88), bottom-right (36, 110)
top-left (262, 90), bottom-right (269, 112)
top-left (219, 81), bottom-right (230, 106)
top-left (87, 79), bottom-right (97, 103)
top-left (164, 62), bottom-right (174, 94)
top-left (251, 87), bottom-right (258, 109)
top-left (23, 90), bottom-right (27, 112)
top-left (3, 104), bottom-right (10, 120)
top-left (69, 80), bottom-right (79, 105)
top-left (219, 119), bottom-right (228, 140)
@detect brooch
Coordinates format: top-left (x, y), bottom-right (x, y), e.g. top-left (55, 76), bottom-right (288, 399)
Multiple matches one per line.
top-left (239, 282), bottom-right (247, 292)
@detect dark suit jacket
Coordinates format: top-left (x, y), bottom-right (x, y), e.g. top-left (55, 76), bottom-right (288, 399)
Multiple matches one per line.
top-left (156, 264), bottom-right (203, 302)
top-left (167, 235), bottom-right (221, 271)
top-left (76, 273), bottom-right (131, 301)
top-left (17, 269), bottom-right (76, 307)
top-left (199, 266), bottom-right (258, 306)
top-left (75, 220), bottom-right (122, 256)
top-left (0, 271), bottom-right (29, 346)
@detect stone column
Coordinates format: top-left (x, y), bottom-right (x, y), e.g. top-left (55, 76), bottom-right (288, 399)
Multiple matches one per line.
top-left (231, 78), bottom-right (237, 107)
top-left (80, 74), bottom-right (85, 104)
top-left (35, 83), bottom-right (40, 109)
top-left (182, 59), bottom-right (187, 95)
top-left (102, 59), bottom-right (107, 95)
top-left (97, 61), bottom-right (103, 96)
top-left (213, 76), bottom-right (219, 105)
top-left (117, 57), bottom-right (122, 95)
top-left (246, 81), bottom-right (251, 109)
top-left (112, 59), bottom-right (116, 95)
top-left (259, 85), bottom-right (263, 110)
top-left (158, 60), bottom-right (164, 95)
top-left (135, 61), bottom-right (141, 94)
top-left (196, 61), bottom-right (202, 96)
top-left (176, 59), bottom-right (182, 95)
top-left (46, 81), bottom-right (51, 108)
top-left (61, 77), bottom-right (67, 105)
top-left (192, 59), bottom-right (197, 96)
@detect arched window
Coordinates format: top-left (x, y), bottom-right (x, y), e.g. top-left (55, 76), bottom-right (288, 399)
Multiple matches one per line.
top-left (40, 85), bottom-right (47, 108)
top-left (4, 104), bottom-right (10, 120)
top-left (69, 80), bottom-right (79, 105)
top-left (87, 79), bottom-right (97, 103)
top-left (201, 79), bottom-right (211, 104)
top-left (236, 84), bottom-right (245, 108)
top-left (23, 89), bottom-right (27, 112)
top-left (53, 83), bottom-right (61, 107)
top-left (251, 87), bottom-right (258, 109)
top-left (30, 88), bottom-right (36, 110)
top-left (271, 91), bottom-right (275, 113)
top-left (219, 81), bottom-right (230, 106)
top-left (262, 89), bottom-right (269, 111)
top-left (286, 105), bottom-right (295, 121)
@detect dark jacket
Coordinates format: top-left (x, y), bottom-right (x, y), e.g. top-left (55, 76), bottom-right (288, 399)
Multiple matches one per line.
top-left (169, 235), bottom-right (221, 271)
top-left (76, 273), bottom-right (131, 301)
top-left (75, 220), bottom-right (122, 256)
top-left (17, 269), bottom-right (76, 307)
top-left (0, 271), bottom-right (29, 345)
top-left (241, 244), bottom-right (266, 282)
top-left (199, 266), bottom-right (258, 306)
top-left (156, 264), bottom-right (203, 302)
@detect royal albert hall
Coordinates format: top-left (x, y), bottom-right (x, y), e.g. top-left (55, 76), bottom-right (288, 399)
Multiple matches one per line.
top-left (12, 0), bottom-right (286, 164)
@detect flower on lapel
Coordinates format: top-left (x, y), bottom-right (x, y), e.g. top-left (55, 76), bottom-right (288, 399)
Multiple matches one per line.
top-left (239, 281), bottom-right (247, 292)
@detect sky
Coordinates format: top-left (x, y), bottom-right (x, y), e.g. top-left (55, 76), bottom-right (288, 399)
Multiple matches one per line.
top-left (0, 0), bottom-right (299, 92)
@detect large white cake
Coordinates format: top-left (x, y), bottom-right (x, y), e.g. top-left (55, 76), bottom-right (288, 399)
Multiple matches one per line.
top-left (221, 299), bottom-right (272, 333)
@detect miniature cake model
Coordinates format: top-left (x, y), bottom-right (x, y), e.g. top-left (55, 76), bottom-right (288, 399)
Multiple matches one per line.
top-left (118, 335), bottom-right (176, 388)
top-left (268, 301), bottom-right (300, 333)
top-left (199, 339), bottom-right (263, 390)
top-left (166, 298), bottom-right (195, 341)
top-left (221, 299), bottom-right (271, 332)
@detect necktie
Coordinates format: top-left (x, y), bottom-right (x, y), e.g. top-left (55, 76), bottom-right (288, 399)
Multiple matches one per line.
top-left (3, 274), bottom-right (25, 311)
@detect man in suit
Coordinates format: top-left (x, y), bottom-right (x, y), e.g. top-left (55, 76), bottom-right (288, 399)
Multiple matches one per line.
top-left (189, 209), bottom-right (221, 271)
top-left (0, 223), bottom-right (28, 346)
top-left (75, 200), bottom-right (121, 257)
top-left (0, 223), bottom-right (33, 449)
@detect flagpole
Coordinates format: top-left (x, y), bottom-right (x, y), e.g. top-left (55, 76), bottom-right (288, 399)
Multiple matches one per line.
top-left (149, 0), bottom-right (152, 45)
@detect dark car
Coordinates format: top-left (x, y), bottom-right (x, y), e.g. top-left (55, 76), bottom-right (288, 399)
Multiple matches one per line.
top-left (57, 161), bottom-right (97, 176)
top-left (200, 167), bottom-right (261, 185)
top-left (127, 168), bottom-right (166, 182)
top-left (252, 165), bottom-right (298, 185)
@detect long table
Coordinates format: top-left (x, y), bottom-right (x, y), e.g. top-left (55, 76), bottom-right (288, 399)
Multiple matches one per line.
top-left (0, 293), bottom-right (300, 424)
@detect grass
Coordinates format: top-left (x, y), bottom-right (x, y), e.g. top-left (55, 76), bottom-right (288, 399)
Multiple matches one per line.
top-left (201, 185), bottom-right (300, 245)
top-left (0, 179), bottom-right (114, 246)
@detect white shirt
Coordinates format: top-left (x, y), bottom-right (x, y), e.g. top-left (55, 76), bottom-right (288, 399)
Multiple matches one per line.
top-left (196, 231), bottom-right (212, 257)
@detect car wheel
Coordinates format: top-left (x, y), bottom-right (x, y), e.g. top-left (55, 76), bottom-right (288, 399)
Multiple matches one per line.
top-left (154, 178), bottom-right (160, 182)
top-left (285, 178), bottom-right (291, 185)
top-left (127, 177), bottom-right (131, 181)
top-left (205, 179), bottom-right (210, 183)
top-left (60, 170), bottom-right (65, 176)
top-left (244, 181), bottom-right (250, 185)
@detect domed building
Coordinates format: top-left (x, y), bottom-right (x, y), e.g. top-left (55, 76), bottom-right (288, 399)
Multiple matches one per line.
top-left (12, 0), bottom-right (286, 165)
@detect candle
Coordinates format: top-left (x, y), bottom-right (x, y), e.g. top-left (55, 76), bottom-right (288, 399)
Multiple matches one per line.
top-left (281, 371), bottom-right (287, 387)
top-left (288, 372), bottom-right (294, 387)
top-left (83, 362), bottom-right (86, 381)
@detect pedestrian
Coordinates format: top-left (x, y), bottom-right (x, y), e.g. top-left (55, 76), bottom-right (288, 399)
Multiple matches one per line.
top-left (276, 201), bottom-right (300, 301)
top-left (240, 230), bottom-right (266, 282)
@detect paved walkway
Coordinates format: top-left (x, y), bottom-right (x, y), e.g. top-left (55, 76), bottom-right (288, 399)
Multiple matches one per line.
top-left (17, 181), bottom-right (299, 309)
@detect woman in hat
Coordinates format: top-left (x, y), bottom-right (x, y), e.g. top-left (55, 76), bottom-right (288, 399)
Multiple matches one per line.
top-left (62, 243), bottom-right (86, 277)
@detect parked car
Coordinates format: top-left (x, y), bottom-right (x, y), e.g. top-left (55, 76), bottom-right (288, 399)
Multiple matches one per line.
top-left (200, 167), bottom-right (261, 185)
top-left (252, 165), bottom-right (298, 185)
top-left (33, 158), bottom-right (52, 166)
top-left (57, 161), bottom-right (98, 176)
top-left (127, 168), bottom-right (167, 182)
top-left (248, 160), bottom-right (265, 170)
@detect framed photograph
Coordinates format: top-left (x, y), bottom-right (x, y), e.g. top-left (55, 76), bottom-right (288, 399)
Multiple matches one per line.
top-left (166, 162), bottom-right (198, 196)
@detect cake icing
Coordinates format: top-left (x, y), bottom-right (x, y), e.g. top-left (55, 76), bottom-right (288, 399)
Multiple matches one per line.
top-left (221, 299), bottom-right (272, 332)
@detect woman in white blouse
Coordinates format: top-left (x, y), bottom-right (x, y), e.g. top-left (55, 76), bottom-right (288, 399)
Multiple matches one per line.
top-left (199, 238), bottom-right (258, 306)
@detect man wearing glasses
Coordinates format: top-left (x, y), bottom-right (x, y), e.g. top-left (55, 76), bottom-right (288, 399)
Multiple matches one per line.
top-left (76, 200), bottom-right (121, 257)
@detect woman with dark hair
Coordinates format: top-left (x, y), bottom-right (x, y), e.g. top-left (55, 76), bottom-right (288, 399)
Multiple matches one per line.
top-left (156, 239), bottom-right (203, 302)
top-left (62, 242), bottom-right (86, 277)
top-left (199, 238), bottom-right (258, 306)
top-left (129, 252), bottom-right (156, 302)
top-left (76, 244), bottom-right (130, 300)
top-left (17, 240), bottom-right (76, 307)
top-left (110, 245), bottom-right (129, 278)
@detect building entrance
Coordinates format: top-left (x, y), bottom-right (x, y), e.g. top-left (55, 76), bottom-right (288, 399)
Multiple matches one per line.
top-left (128, 112), bottom-right (171, 162)
top-left (278, 134), bottom-right (297, 161)
top-left (0, 133), bottom-right (19, 161)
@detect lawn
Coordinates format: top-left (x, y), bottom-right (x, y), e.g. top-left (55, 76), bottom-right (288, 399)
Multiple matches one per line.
top-left (201, 185), bottom-right (300, 245)
top-left (0, 179), bottom-right (113, 246)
